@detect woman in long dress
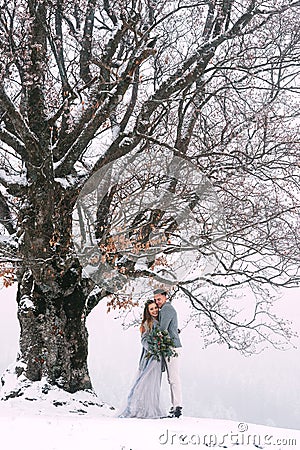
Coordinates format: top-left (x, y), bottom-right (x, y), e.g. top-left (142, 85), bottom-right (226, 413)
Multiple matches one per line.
top-left (119, 300), bottom-right (166, 418)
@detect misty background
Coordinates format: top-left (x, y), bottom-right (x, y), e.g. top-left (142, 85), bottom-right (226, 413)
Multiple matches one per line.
top-left (0, 284), bottom-right (299, 430)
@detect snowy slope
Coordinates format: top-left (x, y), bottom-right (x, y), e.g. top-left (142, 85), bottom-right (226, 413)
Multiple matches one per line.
top-left (0, 395), bottom-right (299, 450)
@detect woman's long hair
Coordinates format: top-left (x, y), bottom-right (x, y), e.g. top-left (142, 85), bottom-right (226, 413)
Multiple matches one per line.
top-left (140, 300), bottom-right (157, 333)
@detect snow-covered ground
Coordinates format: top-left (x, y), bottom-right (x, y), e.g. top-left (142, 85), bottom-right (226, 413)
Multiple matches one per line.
top-left (0, 393), bottom-right (299, 450)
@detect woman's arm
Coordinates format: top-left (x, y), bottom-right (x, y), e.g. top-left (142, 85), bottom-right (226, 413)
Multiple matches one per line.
top-left (141, 331), bottom-right (149, 350)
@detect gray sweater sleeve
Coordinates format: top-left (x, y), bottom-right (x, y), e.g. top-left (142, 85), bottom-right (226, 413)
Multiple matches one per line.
top-left (159, 304), bottom-right (173, 332)
top-left (159, 302), bottom-right (182, 348)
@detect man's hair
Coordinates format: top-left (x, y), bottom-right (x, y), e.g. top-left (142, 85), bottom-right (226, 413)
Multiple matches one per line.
top-left (153, 288), bottom-right (167, 296)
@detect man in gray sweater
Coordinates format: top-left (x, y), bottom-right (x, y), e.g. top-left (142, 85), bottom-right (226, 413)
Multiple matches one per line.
top-left (154, 288), bottom-right (183, 418)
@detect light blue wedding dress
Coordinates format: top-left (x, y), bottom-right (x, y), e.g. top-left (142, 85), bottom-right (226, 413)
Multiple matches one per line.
top-left (119, 319), bottom-right (166, 418)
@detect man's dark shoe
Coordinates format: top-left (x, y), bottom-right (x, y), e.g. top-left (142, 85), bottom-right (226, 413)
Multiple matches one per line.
top-left (167, 406), bottom-right (174, 418)
top-left (174, 406), bottom-right (182, 418)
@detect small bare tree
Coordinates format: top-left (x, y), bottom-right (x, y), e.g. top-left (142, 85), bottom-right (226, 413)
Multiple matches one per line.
top-left (0, 0), bottom-right (299, 398)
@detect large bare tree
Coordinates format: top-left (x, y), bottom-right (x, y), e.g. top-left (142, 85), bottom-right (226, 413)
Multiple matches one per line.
top-left (0, 0), bottom-right (299, 398)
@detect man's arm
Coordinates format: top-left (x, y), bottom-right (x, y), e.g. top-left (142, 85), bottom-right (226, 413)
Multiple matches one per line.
top-left (159, 304), bottom-right (174, 332)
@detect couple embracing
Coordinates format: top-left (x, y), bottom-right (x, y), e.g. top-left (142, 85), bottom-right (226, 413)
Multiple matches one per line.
top-left (119, 289), bottom-right (182, 419)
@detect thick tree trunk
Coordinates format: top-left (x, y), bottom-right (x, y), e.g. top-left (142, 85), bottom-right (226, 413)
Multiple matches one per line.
top-left (5, 174), bottom-right (95, 395)
top-left (16, 266), bottom-right (92, 393)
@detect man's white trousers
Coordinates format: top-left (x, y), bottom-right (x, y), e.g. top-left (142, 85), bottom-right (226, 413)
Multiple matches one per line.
top-left (165, 347), bottom-right (182, 408)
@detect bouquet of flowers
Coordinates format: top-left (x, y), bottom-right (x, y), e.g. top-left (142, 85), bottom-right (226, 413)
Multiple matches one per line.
top-left (146, 327), bottom-right (178, 362)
